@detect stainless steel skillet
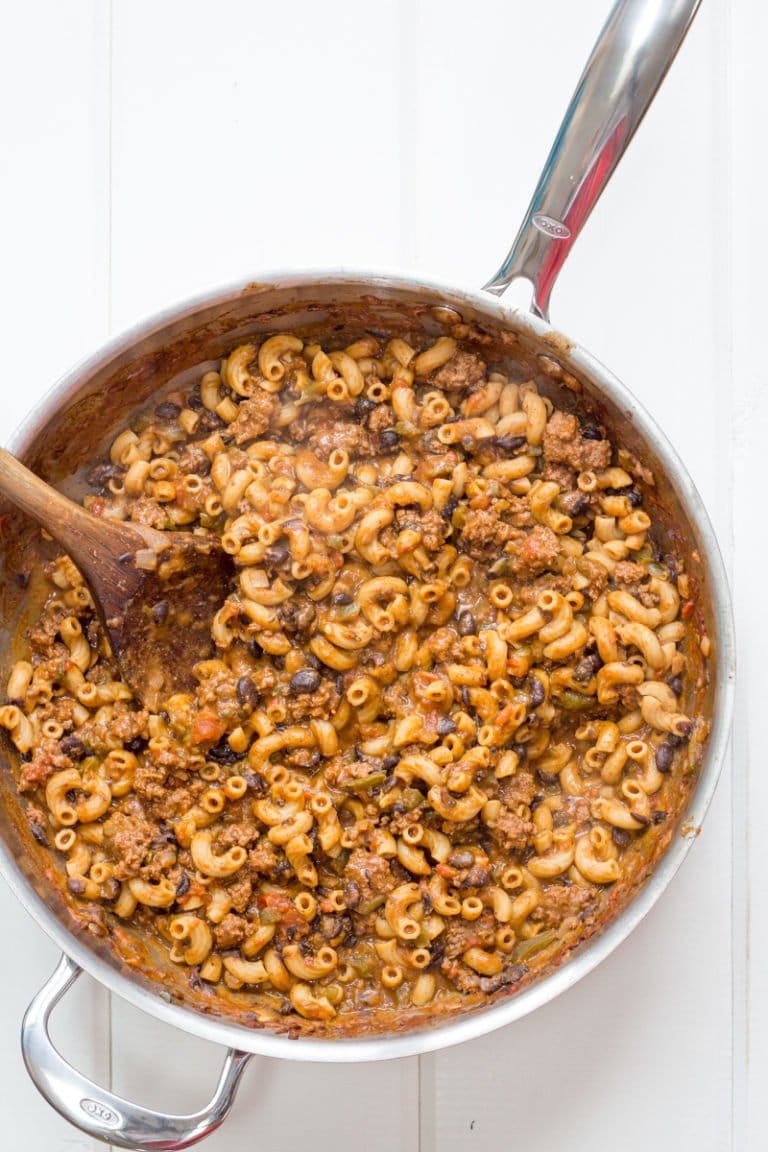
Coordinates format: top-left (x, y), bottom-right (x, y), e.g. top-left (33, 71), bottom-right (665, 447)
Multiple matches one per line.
top-left (0, 1), bottom-right (732, 1147)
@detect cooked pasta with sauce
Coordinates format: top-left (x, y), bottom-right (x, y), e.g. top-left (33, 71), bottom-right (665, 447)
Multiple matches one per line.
top-left (1, 331), bottom-right (710, 1033)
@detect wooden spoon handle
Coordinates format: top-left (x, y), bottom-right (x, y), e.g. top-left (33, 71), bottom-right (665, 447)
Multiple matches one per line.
top-left (0, 447), bottom-right (143, 555)
top-left (0, 448), bottom-right (163, 618)
top-left (0, 448), bottom-right (100, 544)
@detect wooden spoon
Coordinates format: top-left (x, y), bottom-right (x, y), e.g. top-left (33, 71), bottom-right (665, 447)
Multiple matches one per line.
top-left (0, 448), bottom-right (233, 710)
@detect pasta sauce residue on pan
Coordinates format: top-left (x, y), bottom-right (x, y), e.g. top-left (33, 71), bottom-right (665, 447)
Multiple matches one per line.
top-left (0, 332), bottom-right (710, 1033)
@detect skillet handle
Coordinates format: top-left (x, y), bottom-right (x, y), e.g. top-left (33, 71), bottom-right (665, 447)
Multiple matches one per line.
top-left (483, 0), bottom-right (701, 318)
top-left (22, 954), bottom-right (251, 1150)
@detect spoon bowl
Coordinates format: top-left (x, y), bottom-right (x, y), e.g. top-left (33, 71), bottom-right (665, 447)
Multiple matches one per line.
top-left (0, 447), bottom-right (232, 708)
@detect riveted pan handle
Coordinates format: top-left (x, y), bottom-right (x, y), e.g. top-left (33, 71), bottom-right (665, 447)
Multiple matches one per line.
top-left (22, 954), bottom-right (251, 1150)
top-left (484, 0), bottom-right (701, 318)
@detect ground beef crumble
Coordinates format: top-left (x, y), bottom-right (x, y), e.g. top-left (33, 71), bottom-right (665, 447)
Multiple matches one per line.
top-left (228, 391), bottom-right (280, 445)
top-left (428, 351), bottom-right (486, 393)
top-left (213, 913), bottom-right (248, 950)
top-left (542, 410), bottom-right (612, 472)
top-left (102, 807), bottom-right (158, 880)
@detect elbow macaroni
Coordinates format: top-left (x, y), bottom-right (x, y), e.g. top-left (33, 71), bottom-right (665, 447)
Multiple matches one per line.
top-left (4, 330), bottom-right (703, 1035)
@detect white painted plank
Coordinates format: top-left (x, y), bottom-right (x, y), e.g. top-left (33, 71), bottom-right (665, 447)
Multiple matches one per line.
top-left (423, 784), bottom-right (733, 1152)
top-left (110, 996), bottom-right (418, 1152)
top-left (406, 2), bottom-right (734, 1149)
top-left (110, 0), bottom-right (405, 330)
top-left (401, 0), bottom-right (728, 523)
top-left (0, 2), bottom-right (112, 1149)
top-left (731, 1), bottom-right (766, 1149)
top-left (108, 3), bottom-right (420, 1147)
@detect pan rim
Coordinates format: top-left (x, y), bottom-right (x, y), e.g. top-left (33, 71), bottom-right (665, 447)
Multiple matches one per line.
top-left (1, 266), bottom-right (735, 1062)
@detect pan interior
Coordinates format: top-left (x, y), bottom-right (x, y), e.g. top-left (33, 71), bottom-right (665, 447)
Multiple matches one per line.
top-left (0, 273), bottom-right (729, 1056)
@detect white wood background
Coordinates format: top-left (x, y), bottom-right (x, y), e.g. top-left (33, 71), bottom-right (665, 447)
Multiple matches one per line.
top-left (0, 0), bottom-right (758, 1148)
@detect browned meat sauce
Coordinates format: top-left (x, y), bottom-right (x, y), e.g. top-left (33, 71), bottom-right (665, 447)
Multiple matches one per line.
top-left (0, 331), bottom-right (707, 1032)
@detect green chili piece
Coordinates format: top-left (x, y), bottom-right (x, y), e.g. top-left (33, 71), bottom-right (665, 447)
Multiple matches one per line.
top-left (259, 908), bottom-right (280, 925)
top-left (337, 602), bottom-right (360, 620)
top-left (330, 848), bottom-right (351, 874)
top-left (344, 771), bottom-right (387, 792)
top-left (400, 787), bottom-right (424, 811)
top-left (511, 929), bottom-right (557, 962)
top-left (559, 689), bottom-right (594, 711)
top-left (356, 894), bottom-right (386, 915)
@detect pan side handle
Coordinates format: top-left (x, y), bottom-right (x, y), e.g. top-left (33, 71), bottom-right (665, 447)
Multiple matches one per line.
top-left (484, 0), bottom-right (701, 319)
top-left (21, 954), bottom-right (251, 1150)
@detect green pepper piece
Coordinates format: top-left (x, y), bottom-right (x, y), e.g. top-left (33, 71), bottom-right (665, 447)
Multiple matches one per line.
top-left (356, 894), bottom-right (386, 915)
top-left (558, 689), bottom-right (594, 711)
top-left (511, 929), bottom-right (557, 962)
top-left (348, 951), bottom-right (376, 977)
top-left (344, 771), bottom-right (387, 792)
top-left (400, 787), bottom-right (424, 811)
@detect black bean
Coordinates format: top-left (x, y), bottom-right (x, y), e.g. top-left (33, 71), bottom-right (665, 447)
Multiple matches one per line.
top-left (573, 653), bottom-right (602, 682)
top-left (244, 771), bottom-right (268, 794)
top-left (152, 825), bottom-right (177, 848)
top-left (332, 591), bottom-right (354, 606)
top-left (457, 611), bottom-right (476, 636)
top-left (15, 571), bottom-right (30, 588)
top-left (513, 743), bottom-right (528, 763)
top-left (155, 401), bottom-right (181, 419)
top-left (207, 739), bottom-right (240, 765)
top-left (664, 554), bottom-right (681, 582)
top-left (290, 668), bottom-right (321, 694)
top-left (118, 552), bottom-right (132, 564)
top-left (102, 878), bottom-right (120, 901)
top-left (378, 429), bottom-right (400, 451)
top-left (611, 827), bottom-right (631, 848)
top-left (320, 915), bottom-right (346, 941)
top-left (461, 686), bottom-right (471, 708)
top-left (354, 396), bottom-right (376, 420)
top-left (176, 871), bottom-right (191, 898)
top-left (437, 716), bottom-right (457, 736)
top-left (278, 599), bottom-right (316, 635)
top-left (528, 676), bottom-right (545, 707)
top-left (627, 488), bottom-right (643, 507)
top-left (86, 462), bottom-right (123, 492)
top-left (667, 675), bottom-right (683, 697)
top-left (187, 392), bottom-right (204, 410)
top-left (448, 850), bottom-right (475, 870)
top-left (581, 424), bottom-right (603, 441)
top-left (537, 768), bottom-right (560, 786)
top-left (264, 544), bottom-right (289, 567)
top-left (151, 600), bottom-right (169, 624)
top-left (652, 811), bottom-right (666, 824)
top-left (343, 881), bottom-right (361, 909)
top-left (30, 823), bottom-right (49, 847)
top-left (67, 876), bottom-right (87, 896)
top-left (237, 676), bottom-right (259, 708)
top-left (125, 735), bottom-right (146, 753)
top-left (60, 734), bottom-right (85, 759)
top-left (561, 491), bottom-right (589, 517)
top-left (382, 755), bottom-right (399, 771)
top-left (441, 495), bottom-right (458, 521)
top-left (493, 434), bottom-right (527, 453)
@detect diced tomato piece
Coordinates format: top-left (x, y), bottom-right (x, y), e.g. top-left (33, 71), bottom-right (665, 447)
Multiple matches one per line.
top-left (190, 708), bottom-right (227, 746)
